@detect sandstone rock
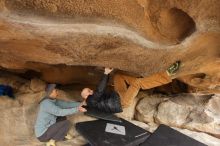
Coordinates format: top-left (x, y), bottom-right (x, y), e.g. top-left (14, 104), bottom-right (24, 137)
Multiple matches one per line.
top-left (205, 94), bottom-right (220, 123)
top-left (135, 94), bottom-right (168, 123)
top-left (56, 89), bottom-right (81, 102)
top-left (18, 81), bottom-right (33, 94)
top-left (156, 100), bottom-right (193, 125)
top-left (16, 91), bottom-right (45, 105)
top-left (0, 0), bottom-right (219, 83)
top-left (30, 78), bottom-right (46, 92)
top-left (169, 93), bottom-right (211, 107)
top-left (136, 93), bottom-right (220, 135)
top-left (179, 74), bottom-right (220, 93)
top-left (0, 95), bottom-right (20, 109)
top-left (0, 71), bottom-right (27, 92)
top-left (0, 104), bottom-right (38, 145)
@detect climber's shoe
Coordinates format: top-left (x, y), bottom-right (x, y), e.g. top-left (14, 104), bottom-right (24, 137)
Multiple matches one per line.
top-left (46, 139), bottom-right (56, 146)
top-left (166, 61), bottom-right (181, 76)
top-left (65, 133), bottom-right (73, 140)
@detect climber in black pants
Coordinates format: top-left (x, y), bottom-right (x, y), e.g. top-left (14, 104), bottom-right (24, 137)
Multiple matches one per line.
top-left (80, 67), bottom-right (122, 113)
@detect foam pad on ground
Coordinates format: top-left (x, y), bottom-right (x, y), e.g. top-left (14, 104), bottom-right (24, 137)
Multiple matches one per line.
top-left (140, 124), bottom-right (207, 146)
top-left (76, 118), bottom-right (151, 146)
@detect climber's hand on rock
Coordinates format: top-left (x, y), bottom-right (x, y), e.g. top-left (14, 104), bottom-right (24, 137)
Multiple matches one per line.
top-left (104, 67), bottom-right (113, 74)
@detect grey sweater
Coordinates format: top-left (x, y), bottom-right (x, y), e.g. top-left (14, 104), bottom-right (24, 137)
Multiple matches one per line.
top-left (34, 97), bottom-right (80, 137)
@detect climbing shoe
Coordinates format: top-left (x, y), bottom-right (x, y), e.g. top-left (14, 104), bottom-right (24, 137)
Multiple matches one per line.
top-left (166, 61), bottom-right (181, 76)
top-left (46, 139), bottom-right (56, 146)
top-left (65, 133), bottom-right (73, 140)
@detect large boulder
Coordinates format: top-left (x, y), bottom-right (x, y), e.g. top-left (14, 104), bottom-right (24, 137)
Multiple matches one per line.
top-left (156, 100), bottom-right (193, 126)
top-left (135, 94), bottom-right (168, 123)
top-left (30, 78), bottom-right (46, 92)
top-left (0, 0), bottom-right (219, 84)
top-left (205, 94), bottom-right (220, 123)
top-left (136, 93), bottom-right (220, 135)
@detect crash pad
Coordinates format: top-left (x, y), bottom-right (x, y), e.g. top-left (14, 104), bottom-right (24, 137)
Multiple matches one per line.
top-left (76, 118), bottom-right (150, 146)
top-left (84, 106), bottom-right (122, 122)
top-left (140, 124), bottom-right (207, 146)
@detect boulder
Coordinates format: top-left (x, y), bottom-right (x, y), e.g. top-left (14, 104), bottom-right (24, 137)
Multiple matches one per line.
top-left (136, 93), bottom-right (168, 123)
top-left (30, 78), bottom-right (46, 92)
top-left (155, 100), bottom-right (193, 125)
top-left (136, 93), bottom-right (220, 135)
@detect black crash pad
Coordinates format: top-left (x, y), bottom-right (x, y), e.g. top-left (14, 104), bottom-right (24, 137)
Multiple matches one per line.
top-left (140, 124), bottom-right (207, 146)
top-left (84, 106), bottom-right (122, 123)
top-left (76, 118), bottom-right (151, 146)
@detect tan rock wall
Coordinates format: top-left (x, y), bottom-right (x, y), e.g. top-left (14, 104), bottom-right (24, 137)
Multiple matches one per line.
top-left (0, 0), bottom-right (219, 85)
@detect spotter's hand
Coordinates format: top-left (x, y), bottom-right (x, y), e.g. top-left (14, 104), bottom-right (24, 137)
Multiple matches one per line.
top-left (78, 106), bottom-right (87, 112)
top-left (104, 67), bottom-right (113, 74)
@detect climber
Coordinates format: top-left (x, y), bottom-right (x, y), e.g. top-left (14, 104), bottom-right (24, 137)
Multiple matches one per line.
top-left (113, 61), bottom-right (181, 107)
top-left (80, 67), bottom-right (123, 113)
top-left (34, 84), bottom-right (86, 146)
